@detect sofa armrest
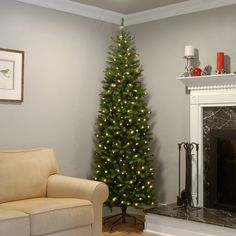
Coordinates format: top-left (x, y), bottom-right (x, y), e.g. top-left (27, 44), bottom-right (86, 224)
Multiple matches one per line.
top-left (47, 174), bottom-right (108, 204)
top-left (47, 174), bottom-right (108, 236)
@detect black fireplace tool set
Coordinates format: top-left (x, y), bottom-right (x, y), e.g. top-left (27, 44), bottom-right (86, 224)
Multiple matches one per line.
top-left (177, 142), bottom-right (200, 209)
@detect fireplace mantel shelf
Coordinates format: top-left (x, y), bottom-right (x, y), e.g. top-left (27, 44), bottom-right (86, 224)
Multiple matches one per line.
top-left (177, 73), bottom-right (236, 90)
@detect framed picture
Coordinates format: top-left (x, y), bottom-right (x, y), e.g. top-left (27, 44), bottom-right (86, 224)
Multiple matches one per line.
top-left (0, 48), bottom-right (24, 102)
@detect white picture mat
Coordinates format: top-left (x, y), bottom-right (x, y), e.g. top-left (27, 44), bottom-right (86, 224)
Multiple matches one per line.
top-left (0, 59), bottom-right (14, 89)
top-left (0, 49), bottom-right (23, 101)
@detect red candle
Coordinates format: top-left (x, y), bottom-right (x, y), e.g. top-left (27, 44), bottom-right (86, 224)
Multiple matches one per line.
top-left (217, 52), bottom-right (224, 71)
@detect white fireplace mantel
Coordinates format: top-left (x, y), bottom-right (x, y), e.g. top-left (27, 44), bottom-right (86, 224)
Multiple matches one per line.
top-left (177, 73), bottom-right (236, 207)
top-left (177, 73), bottom-right (236, 90)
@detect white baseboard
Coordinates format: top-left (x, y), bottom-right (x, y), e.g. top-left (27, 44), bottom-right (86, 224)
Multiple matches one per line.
top-left (145, 213), bottom-right (236, 236)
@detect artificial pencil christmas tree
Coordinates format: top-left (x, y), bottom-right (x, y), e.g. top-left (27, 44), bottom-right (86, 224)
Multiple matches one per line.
top-left (94, 19), bottom-right (155, 223)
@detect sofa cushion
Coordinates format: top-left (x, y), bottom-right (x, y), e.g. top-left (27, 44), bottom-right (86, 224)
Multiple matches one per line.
top-left (0, 148), bottom-right (58, 203)
top-left (0, 198), bottom-right (93, 236)
top-left (0, 208), bottom-right (30, 236)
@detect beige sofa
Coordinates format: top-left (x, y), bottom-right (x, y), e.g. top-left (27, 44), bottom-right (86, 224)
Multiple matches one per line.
top-left (0, 148), bottom-right (109, 236)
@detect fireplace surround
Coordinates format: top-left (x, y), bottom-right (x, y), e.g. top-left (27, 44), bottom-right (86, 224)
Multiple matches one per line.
top-left (178, 74), bottom-right (236, 209)
top-left (144, 75), bottom-right (236, 236)
top-left (144, 74), bottom-right (236, 236)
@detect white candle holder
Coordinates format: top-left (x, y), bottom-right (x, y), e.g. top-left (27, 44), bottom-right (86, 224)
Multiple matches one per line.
top-left (182, 55), bottom-right (195, 77)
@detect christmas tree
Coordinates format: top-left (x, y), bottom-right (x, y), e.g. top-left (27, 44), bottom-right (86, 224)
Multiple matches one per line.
top-left (94, 19), bottom-right (155, 220)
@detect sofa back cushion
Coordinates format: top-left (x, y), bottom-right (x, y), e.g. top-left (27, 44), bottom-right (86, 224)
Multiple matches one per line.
top-left (0, 148), bottom-right (58, 203)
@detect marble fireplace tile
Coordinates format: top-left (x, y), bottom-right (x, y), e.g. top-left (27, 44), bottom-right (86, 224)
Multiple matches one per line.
top-left (203, 106), bottom-right (236, 207)
top-left (146, 204), bottom-right (236, 230)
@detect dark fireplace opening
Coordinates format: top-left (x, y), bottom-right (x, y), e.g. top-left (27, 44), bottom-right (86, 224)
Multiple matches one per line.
top-left (209, 129), bottom-right (236, 212)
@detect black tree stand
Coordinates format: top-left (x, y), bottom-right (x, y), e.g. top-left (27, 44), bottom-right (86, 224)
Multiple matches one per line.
top-left (103, 205), bottom-right (144, 231)
top-left (176, 142), bottom-right (200, 209)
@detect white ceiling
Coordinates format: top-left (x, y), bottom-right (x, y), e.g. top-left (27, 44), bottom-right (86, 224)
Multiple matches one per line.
top-left (16, 0), bottom-right (236, 25)
top-left (71, 0), bottom-right (187, 14)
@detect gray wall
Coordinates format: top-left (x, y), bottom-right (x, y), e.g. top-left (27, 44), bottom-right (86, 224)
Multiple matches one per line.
top-left (0, 0), bottom-right (116, 178)
top-left (1, 0), bottom-right (236, 205)
top-left (128, 5), bottom-right (236, 204)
